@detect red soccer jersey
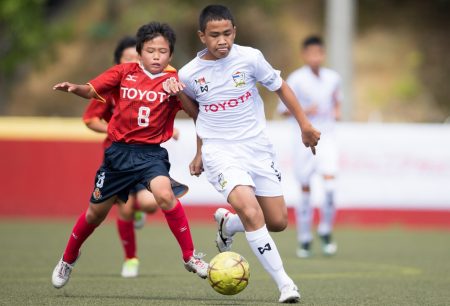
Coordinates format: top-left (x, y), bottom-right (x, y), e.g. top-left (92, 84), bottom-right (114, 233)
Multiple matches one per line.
top-left (82, 95), bottom-right (115, 149)
top-left (88, 63), bottom-right (182, 144)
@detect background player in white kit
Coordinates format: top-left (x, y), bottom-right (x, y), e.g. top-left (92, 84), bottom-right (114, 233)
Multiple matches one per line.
top-left (176, 5), bottom-right (320, 303)
top-left (278, 35), bottom-right (341, 258)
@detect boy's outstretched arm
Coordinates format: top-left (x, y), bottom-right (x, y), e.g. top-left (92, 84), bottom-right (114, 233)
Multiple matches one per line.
top-left (276, 80), bottom-right (321, 154)
top-left (53, 82), bottom-right (99, 100)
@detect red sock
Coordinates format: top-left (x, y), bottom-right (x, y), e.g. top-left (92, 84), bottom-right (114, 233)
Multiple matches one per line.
top-left (116, 218), bottom-right (136, 259)
top-left (133, 200), bottom-right (141, 210)
top-left (163, 200), bottom-right (194, 262)
top-left (63, 211), bottom-right (98, 264)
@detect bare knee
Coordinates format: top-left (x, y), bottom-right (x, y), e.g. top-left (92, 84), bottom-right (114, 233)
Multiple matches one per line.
top-left (237, 205), bottom-right (264, 230)
top-left (117, 203), bottom-right (134, 221)
top-left (266, 215), bottom-right (288, 232)
top-left (86, 206), bottom-right (107, 225)
top-left (154, 189), bottom-right (176, 210)
top-left (142, 203), bottom-right (158, 214)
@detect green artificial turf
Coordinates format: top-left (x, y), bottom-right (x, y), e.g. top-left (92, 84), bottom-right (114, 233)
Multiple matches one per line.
top-left (0, 220), bottom-right (449, 305)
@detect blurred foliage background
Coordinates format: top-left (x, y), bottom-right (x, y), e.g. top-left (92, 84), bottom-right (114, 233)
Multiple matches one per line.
top-left (0, 0), bottom-right (449, 122)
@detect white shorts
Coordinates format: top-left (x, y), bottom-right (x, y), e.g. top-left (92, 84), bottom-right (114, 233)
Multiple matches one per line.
top-left (293, 133), bottom-right (338, 186)
top-left (202, 133), bottom-right (283, 200)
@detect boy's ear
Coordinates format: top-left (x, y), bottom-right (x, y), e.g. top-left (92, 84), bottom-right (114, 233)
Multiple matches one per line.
top-left (198, 30), bottom-right (206, 44)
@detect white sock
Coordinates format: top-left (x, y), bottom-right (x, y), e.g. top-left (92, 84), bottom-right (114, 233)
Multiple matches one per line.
top-left (245, 225), bottom-right (293, 290)
top-left (296, 191), bottom-right (313, 244)
top-left (225, 213), bottom-right (245, 236)
top-left (318, 180), bottom-right (336, 236)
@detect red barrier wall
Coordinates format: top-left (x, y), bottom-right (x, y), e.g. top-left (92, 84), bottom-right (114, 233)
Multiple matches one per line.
top-left (0, 139), bottom-right (103, 217)
top-left (1, 138), bottom-right (449, 229)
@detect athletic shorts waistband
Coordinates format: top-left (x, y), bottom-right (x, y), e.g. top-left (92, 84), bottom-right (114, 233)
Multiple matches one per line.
top-left (110, 142), bottom-right (162, 151)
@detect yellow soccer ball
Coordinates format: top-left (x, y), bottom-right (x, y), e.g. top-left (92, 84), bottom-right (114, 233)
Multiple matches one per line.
top-left (207, 251), bottom-right (250, 295)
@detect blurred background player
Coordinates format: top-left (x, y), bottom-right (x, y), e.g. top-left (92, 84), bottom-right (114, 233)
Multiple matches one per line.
top-left (82, 35), bottom-right (178, 278)
top-left (51, 22), bottom-right (208, 290)
top-left (278, 35), bottom-right (341, 258)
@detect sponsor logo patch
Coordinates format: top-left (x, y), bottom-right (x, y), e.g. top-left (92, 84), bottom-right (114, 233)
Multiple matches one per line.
top-left (195, 76), bottom-right (210, 93)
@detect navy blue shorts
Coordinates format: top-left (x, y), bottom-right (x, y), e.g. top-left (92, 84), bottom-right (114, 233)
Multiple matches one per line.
top-left (90, 142), bottom-right (184, 203)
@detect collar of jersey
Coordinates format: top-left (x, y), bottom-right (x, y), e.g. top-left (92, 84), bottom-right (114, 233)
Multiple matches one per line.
top-left (139, 63), bottom-right (172, 79)
top-left (196, 45), bottom-right (235, 65)
top-left (306, 65), bottom-right (323, 79)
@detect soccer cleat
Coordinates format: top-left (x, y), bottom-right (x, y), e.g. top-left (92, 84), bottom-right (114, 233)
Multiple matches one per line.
top-left (51, 252), bottom-right (80, 289)
top-left (322, 242), bottom-right (338, 256)
top-left (319, 234), bottom-right (337, 256)
top-left (296, 242), bottom-right (312, 259)
top-left (121, 257), bottom-right (139, 278)
top-left (133, 211), bottom-right (146, 229)
top-left (214, 208), bottom-right (234, 252)
top-left (278, 283), bottom-right (301, 303)
top-left (296, 247), bottom-right (312, 259)
top-left (184, 252), bottom-right (209, 279)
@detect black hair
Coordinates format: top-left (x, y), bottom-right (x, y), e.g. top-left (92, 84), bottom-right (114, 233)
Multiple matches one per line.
top-left (136, 22), bottom-right (176, 55)
top-left (199, 4), bottom-right (235, 32)
top-left (302, 35), bottom-right (324, 49)
top-left (113, 36), bottom-right (137, 64)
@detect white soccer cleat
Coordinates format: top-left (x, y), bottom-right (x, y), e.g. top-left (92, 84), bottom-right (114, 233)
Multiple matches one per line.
top-left (296, 242), bottom-right (312, 258)
top-left (121, 257), bottom-right (139, 278)
top-left (51, 253), bottom-right (80, 289)
top-left (279, 283), bottom-right (301, 303)
top-left (214, 208), bottom-right (234, 252)
top-left (322, 242), bottom-right (338, 256)
top-left (133, 211), bottom-right (146, 229)
top-left (296, 247), bottom-right (312, 259)
top-left (184, 252), bottom-right (209, 279)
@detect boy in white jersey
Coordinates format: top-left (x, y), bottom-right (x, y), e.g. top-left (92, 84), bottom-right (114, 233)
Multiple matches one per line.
top-left (176, 5), bottom-right (320, 303)
top-left (277, 36), bottom-right (341, 258)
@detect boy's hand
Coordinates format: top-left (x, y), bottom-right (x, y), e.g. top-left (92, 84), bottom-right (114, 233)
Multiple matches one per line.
top-left (301, 124), bottom-right (321, 155)
top-left (53, 82), bottom-right (78, 92)
top-left (189, 154), bottom-right (204, 177)
top-left (171, 128), bottom-right (180, 141)
top-left (162, 77), bottom-right (186, 96)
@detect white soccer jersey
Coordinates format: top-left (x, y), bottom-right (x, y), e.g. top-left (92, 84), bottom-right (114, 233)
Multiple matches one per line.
top-left (277, 66), bottom-right (342, 133)
top-left (179, 44), bottom-right (282, 141)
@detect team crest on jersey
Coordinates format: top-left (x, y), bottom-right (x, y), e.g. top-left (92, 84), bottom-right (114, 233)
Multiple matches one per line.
top-left (232, 71), bottom-right (246, 87)
top-left (195, 76), bottom-right (209, 93)
top-left (218, 173), bottom-right (228, 190)
top-left (93, 187), bottom-right (102, 200)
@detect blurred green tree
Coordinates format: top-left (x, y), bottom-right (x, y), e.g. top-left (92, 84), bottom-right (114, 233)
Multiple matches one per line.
top-left (0, 0), bottom-right (71, 112)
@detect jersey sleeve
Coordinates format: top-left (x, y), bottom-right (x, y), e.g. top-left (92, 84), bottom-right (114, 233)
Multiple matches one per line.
top-left (82, 97), bottom-right (112, 124)
top-left (253, 49), bottom-right (282, 92)
top-left (178, 67), bottom-right (196, 100)
top-left (87, 64), bottom-right (123, 101)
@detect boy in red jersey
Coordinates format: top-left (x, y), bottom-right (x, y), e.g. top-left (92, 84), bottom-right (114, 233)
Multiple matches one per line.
top-left (82, 35), bottom-right (182, 278)
top-left (51, 22), bottom-right (208, 289)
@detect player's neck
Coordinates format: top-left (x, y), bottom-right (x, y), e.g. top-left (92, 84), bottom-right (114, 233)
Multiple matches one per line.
top-left (309, 65), bottom-right (321, 77)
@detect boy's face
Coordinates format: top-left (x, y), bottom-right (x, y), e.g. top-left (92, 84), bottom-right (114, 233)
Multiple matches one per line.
top-left (120, 47), bottom-right (139, 64)
top-left (302, 44), bottom-right (325, 70)
top-left (198, 19), bottom-right (236, 60)
top-left (139, 35), bottom-right (172, 74)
